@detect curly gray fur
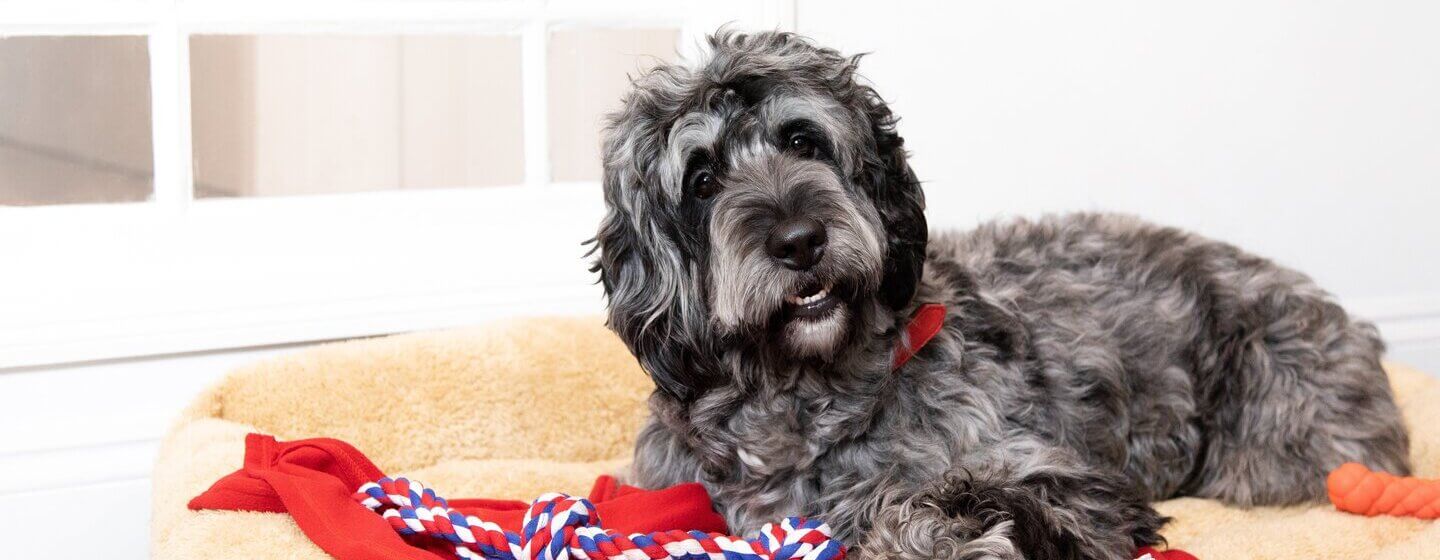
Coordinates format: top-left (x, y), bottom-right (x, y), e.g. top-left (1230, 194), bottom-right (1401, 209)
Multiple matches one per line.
top-left (590, 30), bottom-right (1411, 560)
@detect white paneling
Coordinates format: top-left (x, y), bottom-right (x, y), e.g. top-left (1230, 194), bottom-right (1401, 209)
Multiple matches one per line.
top-left (0, 185), bottom-right (609, 368)
top-left (0, 0), bottom-right (791, 370)
top-left (0, 478), bottom-right (151, 559)
top-left (796, 1), bottom-right (1440, 370)
top-left (0, 346), bottom-right (296, 495)
top-left (0, 1), bottom-right (693, 35)
top-left (149, 0), bottom-right (193, 208)
top-left (0, 343), bottom-right (306, 560)
top-left (0, 346), bottom-right (297, 456)
top-left (0, 441), bottom-right (158, 494)
top-left (0, 344), bottom-right (322, 556)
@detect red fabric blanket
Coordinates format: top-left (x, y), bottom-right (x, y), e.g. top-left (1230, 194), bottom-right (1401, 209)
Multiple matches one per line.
top-left (191, 433), bottom-right (1192, 560)
top-left (190, 434), bottom-right (726, 560)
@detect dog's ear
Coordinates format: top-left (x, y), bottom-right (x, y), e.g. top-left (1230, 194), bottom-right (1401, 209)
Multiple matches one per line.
top-left (848, 59), bottom-right (928, 311)
top-left (591, 121), bottom-right (719, 403)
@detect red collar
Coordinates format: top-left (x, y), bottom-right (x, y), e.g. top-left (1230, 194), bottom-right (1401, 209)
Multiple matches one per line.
top-left (892, 303), bottom-right (946, 370)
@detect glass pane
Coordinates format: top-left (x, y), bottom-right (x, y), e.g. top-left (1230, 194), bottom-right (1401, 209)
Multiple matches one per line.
top-left (548, 28), bottom-right (680, 183)
top-left (190, 34), bottom-right (523, 198)
top-left (0, 36), bottom-right (154, 206)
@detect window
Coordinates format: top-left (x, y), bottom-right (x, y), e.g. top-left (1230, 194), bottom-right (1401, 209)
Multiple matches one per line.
top-left (189, 34), bottom-right (526, 197)
top-left (548, 28), bottom-right (680, 182)
top-left (0, 0), bottom-right (796, 368)
top-left (0, 36), bottom-right (154, 206)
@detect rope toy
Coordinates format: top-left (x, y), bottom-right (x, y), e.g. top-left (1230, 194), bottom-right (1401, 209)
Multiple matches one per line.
top-left (355, 477), bottom-right (847, 560)
top-left (1327, 462), bottom-right (1440, 519)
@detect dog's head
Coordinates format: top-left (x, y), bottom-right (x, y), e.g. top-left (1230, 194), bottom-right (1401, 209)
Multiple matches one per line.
top-left (592, 31), bottom-right (926, 401)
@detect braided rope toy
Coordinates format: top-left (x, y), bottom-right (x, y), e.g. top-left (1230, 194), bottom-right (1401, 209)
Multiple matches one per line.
top-left (354, 477), bottom-right (847, 560)
top-left (1327, 462), bottom-right (1440, 519)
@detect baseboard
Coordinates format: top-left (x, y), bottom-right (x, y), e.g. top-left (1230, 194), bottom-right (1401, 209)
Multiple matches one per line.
top-left (0, 478), bottom-right (151, 559)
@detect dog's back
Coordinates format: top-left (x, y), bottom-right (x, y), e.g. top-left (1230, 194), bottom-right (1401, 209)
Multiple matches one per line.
top-left (931, 212), bottom-right (1411, 505)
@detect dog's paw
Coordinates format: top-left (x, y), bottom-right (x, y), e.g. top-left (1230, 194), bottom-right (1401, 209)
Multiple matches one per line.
top-left (856, 489), bottom-right (1023, 560)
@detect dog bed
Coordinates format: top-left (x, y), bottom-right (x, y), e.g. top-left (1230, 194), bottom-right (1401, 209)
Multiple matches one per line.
top-left (151, 316), bottom-right (1440, 559)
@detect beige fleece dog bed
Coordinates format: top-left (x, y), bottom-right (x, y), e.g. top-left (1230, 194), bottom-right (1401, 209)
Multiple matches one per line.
top-left (151, 317), bottom-right (1440, 559)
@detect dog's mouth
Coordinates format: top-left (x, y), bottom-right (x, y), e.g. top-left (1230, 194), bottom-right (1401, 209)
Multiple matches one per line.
top-left (773, 278), bottom-right (854, 357)
top-left (783, 280), bottom-right (842, 320)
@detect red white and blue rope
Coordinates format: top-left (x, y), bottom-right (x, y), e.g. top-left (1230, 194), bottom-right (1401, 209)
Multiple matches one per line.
top-left (354, 477), bottom-right (847, 560)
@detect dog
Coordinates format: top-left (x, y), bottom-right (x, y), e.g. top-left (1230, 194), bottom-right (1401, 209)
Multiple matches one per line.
top-left (590, 30), bottom-right (1411, 560)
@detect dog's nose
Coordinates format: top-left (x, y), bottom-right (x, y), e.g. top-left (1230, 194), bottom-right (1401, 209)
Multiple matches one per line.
top-left (766, 217), bottom-right (827, 270)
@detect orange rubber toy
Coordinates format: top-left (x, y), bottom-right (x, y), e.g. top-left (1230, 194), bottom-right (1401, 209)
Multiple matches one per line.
top-left (1327, 462), bottom-right (1440, 519)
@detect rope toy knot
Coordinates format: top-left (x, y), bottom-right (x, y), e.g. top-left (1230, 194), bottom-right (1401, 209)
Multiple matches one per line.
top-left (757, 517), bottom-right (844, 560)
top-left (354, 477), bottom-right (846, 560)
top-left (520, 493), bottom-right (601, 560)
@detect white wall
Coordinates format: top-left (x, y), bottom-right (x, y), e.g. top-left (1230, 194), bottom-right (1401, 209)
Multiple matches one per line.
top-left (796, 0), bottom-right (1440, 371)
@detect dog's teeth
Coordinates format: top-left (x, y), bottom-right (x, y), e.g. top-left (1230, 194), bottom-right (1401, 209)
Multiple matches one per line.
top-left (792, 289), bottom-right (828, 306)
top-left (789, 287), bottom-right (833, 307)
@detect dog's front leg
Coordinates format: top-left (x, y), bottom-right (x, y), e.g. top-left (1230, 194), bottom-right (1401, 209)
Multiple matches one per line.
top-left (856, 442), bottom-right (1166, 560)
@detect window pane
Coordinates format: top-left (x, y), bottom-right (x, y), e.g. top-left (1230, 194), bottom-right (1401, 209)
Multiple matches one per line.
top-left (190, 34), bottom-right (523, 198)
top-left (548, 29), bottom-right (679, 183)
top-left (0, 36), bottom-right (154, 206)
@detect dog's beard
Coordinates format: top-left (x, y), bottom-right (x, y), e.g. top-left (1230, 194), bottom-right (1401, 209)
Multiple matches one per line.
top-left (779, 281), bottom-right (852, 357)
top-left (712, 258), bottom-right (876, 359)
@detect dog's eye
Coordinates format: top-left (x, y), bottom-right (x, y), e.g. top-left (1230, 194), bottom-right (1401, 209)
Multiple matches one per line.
top-left (692, 171), bottom-right (720, 199)
top-left (787, 134), bottom-right (816, 158)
